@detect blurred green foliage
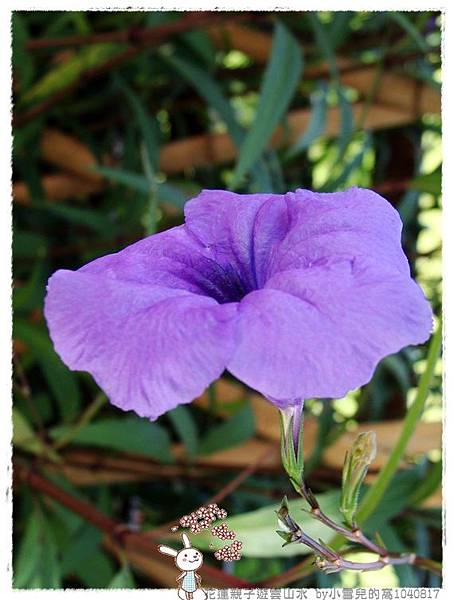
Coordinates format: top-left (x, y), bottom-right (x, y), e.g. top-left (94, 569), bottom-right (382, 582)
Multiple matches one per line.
top-left (12, 10), bottom-right (442, 589)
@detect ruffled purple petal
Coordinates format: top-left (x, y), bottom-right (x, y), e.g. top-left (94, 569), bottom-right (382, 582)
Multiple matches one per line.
top-left (45, 269), bottom-right (238, 420)
top-left (226, 256), bottom-right (432, 405)
top-left (268, 187), bottom-right (410, 278)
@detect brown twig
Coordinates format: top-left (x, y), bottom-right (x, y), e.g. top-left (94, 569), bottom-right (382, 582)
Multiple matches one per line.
top-left (206, 445), bottom-right (279, 506)
top-left (14, 13), bottom-right (253, 128)
top-left (150, 445), bottom-right (279, 538)
top-left (15, 461), bottom-right (251, 588)
top-left (25, 12), bottom-right (267, 50)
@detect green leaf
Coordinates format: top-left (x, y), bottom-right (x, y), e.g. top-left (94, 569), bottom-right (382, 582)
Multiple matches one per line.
top-left (13, 231), bottom-right (47, 259)
top-left (14, 504), bottom-right (61, 589)
top-left (379, 525), bottom-right (418, 587)
top-left (328, 12), bottom-right (353, 50)
top-left (286, 83), bottom-right (328, 158)
top-left (73, 551), bottom-right (115, 588)
top-left (198, 403), bottom-right (255, 455)
top-left (308, 13), bottom-right (339, 81)
top-left (60, 524), bottom-right (103, 575)
top-left (389, 12), bottom-right (430, 53)
top-left (337, 86), bottom-right (354, 159)
top-left (181, 29), bottom-right (216, 67)
top-left (167, 405), bottom-right (199, 457)
top-left (13, 408), bottom-right (60, 462)
top-left (14, 320), bottom-right (81, 422)
top-left (95, 166), bottom-right (189, 209)
top-left (50, 416), bottom-right (174, 463)
top-left (12, 13), bottom-right (35, 91)
top-left (22, 43), bottom-right (120, 105)
top-left (321, 132), bottom-right (370, 191)
top-left (163, 52), bottom-right (273, 192)
top-left (114, 76), bottom-right (160, 171)
top-left (408, 459), bottom-right (442, 507)
top-left (31, 203), bottom-right (113, 235)
top-left (193, 491), bottom-right (340, 557)
top-left (409, 167), bottom-right (441, 195)
top-left (231, 22), bottom-right (303, 187)
top-left (13, 260), bottom-right (47, 312)
top-left (356, 321), bottom-right (442, 525)
top-left (164, 53), bottom-right (244, 144)
top-left (109, 563), bottom-right (136, 589)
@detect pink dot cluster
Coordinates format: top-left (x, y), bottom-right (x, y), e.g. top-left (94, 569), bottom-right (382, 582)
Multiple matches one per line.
top-left (214, 540), bottom-right (243, 562)
top-left (179, 503), bottom-right (227, 534)
top-left (211, 523), bottom-right (236, 540)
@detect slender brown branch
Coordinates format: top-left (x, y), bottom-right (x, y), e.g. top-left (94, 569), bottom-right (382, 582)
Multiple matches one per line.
top-left (15, 461), bottom-right (251, 588)
top-left (14, 13), bottom-right (251, 128)
top-left (25, 12), bottom-right (267, 50)
top-left (150, 445), bottom-right (278, 538)
top-left (206, 445), bottom-right (279, 506)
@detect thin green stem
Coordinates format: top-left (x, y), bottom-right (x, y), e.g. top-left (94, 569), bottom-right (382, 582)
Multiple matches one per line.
top-left (53, 393), bottom-right (107, 450)
top-left (356, 319), bottom-right (442, 524)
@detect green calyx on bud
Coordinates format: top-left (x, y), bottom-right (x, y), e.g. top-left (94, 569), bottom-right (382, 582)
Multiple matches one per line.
top-left (340, 430), bottom-right (377, 527)
top-left (279, 404), bottom-right (305, 494)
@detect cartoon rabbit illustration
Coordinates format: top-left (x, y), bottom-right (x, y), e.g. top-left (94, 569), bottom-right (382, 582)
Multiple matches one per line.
top-left (158, 533), bottom-right (207, 600)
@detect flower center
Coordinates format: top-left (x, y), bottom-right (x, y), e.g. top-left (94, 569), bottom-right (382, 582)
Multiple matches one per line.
top-left (196, 261), bottom-right (254, 304)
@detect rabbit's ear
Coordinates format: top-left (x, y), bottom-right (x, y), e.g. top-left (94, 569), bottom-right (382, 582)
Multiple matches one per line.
top-left (182, 533), bottom-right (192, 548)
top-left (158, 545), bottom-right (178, 558)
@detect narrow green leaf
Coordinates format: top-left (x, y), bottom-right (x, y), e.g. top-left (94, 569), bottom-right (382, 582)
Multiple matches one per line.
top-left (13, 408), bottom-right (60, 462)
top-left (22, 43), bottom-right (120, 105)
top-left (95, 165), bottom-right (189, 209)
top-left (60, 524), bottom-right (102, 575)
top-left (356, 321), bottom-right (442, 524)
top-left (14, 505), bottom-right (61, 589)
top-left (328, 12), bottom-right (353, 50)
top-left (12, 13), bottom-right (35, 91)
top-left (231, 22), bottom-right (303, 187)
top-left (109, 563), bottom-right (136, 589)
top-left (389, 12), bottom-right (430, 53)
top-left (286, 83), bottom-right (328, 158)
top-left (409, 167), bottom-right (441, 195)
top-left (408, 459), bottom-right (442, 507)
top-left (50, 416), bottom-right (174, 463)
top-left (114, 76), bottom-right (160, 171)
top-left (308, 13), bottom-right (339, 81)
top-left (163, 52), bottom-right (273, 191)
top-left (337, 86), bottom-right (354, 160)
top-left (194, 491), bottom-right (339, 557)
top-left (167, 405), bottom-right (199, 457)
top-left (31, 203), bottom-right (113, 235)
top-left (163, 53), bottom-right (244, 144)
top-left (379, 525), bottom-right (418, 587)
top-left (14, 320), bottom-right (81, 422)
top-left (198, 403), bottom-right (255, 455)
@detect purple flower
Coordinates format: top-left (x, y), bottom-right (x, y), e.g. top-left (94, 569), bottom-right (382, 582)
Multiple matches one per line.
top-left (44, 188), bottom-right (432, 420)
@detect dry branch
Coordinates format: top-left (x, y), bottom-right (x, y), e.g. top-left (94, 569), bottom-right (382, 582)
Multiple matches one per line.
top-left (15, 462), bottom-right (251, 589)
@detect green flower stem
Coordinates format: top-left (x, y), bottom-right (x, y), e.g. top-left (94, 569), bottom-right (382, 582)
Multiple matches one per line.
top-left (355, 319), bottom-right (442, 525)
